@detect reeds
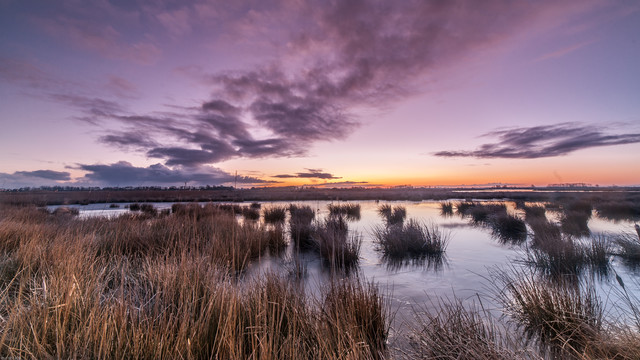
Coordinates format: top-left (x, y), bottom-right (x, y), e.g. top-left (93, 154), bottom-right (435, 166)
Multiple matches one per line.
top-left (263, 205), bottom-right (287, 224)
top-left (373, 219), bottom-right (449, 260)
top-left (312, 216), bottom-right (361, 270)
top-left (0, 204), bottom-right (390, 359)
top-left (614, 226), bottom-right (640, 265)
top-left (242, 205), bottom-right (261, 220)
top-left (493, 268), bottom-right (604, 356)
top-left (289, 204), bottom-right (315, 249)
top-left (378, 204), bottom-right (406, 225)
top-left (440, 201), bottom-right (453, 216)
top-left (409, 299), bottom-right (535, 359)
top-left (596, 200), bottom-right (640, 221)
top-left (491, 213), bottom-right (527, 244)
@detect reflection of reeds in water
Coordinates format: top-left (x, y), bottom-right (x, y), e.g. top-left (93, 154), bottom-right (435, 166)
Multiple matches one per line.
top-left (383, 252), bottom-right (447, 272)
top-left (377, 204), bottom-right (406, 225)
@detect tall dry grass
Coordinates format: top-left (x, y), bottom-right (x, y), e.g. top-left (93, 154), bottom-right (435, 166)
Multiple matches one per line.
top-left (0, 204), bottom-right (389, 359)
top-left (409, 299), bottom-right (538, 359)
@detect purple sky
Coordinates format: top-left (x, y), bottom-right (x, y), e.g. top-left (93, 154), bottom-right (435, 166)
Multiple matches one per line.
top-left (1, 0), bottom-right (639, 188)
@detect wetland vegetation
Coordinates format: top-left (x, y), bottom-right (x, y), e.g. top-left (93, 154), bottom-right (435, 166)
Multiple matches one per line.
top-left (1, 188), bottom-right (640, 359)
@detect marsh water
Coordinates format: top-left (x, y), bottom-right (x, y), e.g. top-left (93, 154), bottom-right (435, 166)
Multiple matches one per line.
top-left (49, 199), bottom-right (640, 332)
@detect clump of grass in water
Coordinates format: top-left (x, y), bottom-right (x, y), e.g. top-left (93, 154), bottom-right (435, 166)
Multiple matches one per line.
top-left (312, 216), bottom-right (361, 270)
top-left (250, 202), bottom-right (261, 209)
top-left (289, 204), bottom-right (315, 250)
top-left (492, 268), bottom-right (603, 357)
top-left (490, 213), bottom-right (527, 244)
top-left (526, 218), bottom-right (612, 277)
top-left (409, 298), bottom-right (536, 359)
top-left (241, 206), bottom-right (260, 221)
top-left (584, 235), bottom-right (612, 276)
top-left (596, 200), bottom-right (640, 221)
top-left (613, 225), bottom-right (640, 265)
top-left (328, 203), bottom-right (361, 220)
top-left (373, 219), bottom-right (449, 260)
top-left (523, 205), bottom-right (546, 222)
top-left (455, 201), bottom-right (476, 215)
top-left (263, 205), bottom-right (287, 224)
top-left (377, 204), bottom-right (406, 225)
top-left (440, 201), bottom-right (453, 216)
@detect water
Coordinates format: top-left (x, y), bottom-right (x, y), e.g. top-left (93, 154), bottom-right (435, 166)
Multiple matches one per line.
top-left (49, 199), bottom-right (640, 325)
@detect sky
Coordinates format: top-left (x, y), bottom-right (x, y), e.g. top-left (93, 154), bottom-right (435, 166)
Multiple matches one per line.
top-left (1, 0), bottom-right (639, 189)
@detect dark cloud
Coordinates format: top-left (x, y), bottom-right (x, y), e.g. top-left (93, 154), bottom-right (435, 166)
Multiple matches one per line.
top-left (147, 145), bottom-right (235, 166)
top-left (434, 123), bottom-right (640, 159)
top-left (76, 161), bottom-right (270, 186)
top-left (0, 170), bottom-right (71, 189)
top-left (273, 169), bottom-right (340, 180)
top-left (14, 170), bottom-right (71, 180)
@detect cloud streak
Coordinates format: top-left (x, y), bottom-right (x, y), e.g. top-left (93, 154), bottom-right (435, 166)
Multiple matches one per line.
top-left (273, 169), bottom-right (340, 180)
top-left (434, 123), bottom-right (640, 159)
top-left (14, 170), bottom-right (71, 181)
top-left (74, 161), bottom-right (271, 186)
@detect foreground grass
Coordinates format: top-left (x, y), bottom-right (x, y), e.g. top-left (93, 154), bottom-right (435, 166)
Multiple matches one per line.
top-left (492, 267), bottom-right (640, 359)
top-left (0, 204), bottom-right (388, 359)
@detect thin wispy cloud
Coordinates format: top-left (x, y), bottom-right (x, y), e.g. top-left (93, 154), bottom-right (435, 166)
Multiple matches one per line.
top-left (434, 123), bottom-right (640, 159)
top-left (273, 169), bottom-right (340, 180)
top-left (533, 39), bottom-right (596, 62)
top-left (14, 170), bottom-right (71, 181)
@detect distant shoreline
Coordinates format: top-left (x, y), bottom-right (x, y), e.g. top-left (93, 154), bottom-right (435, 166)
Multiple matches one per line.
top-left (2, 186), bottom-right (639, 206)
